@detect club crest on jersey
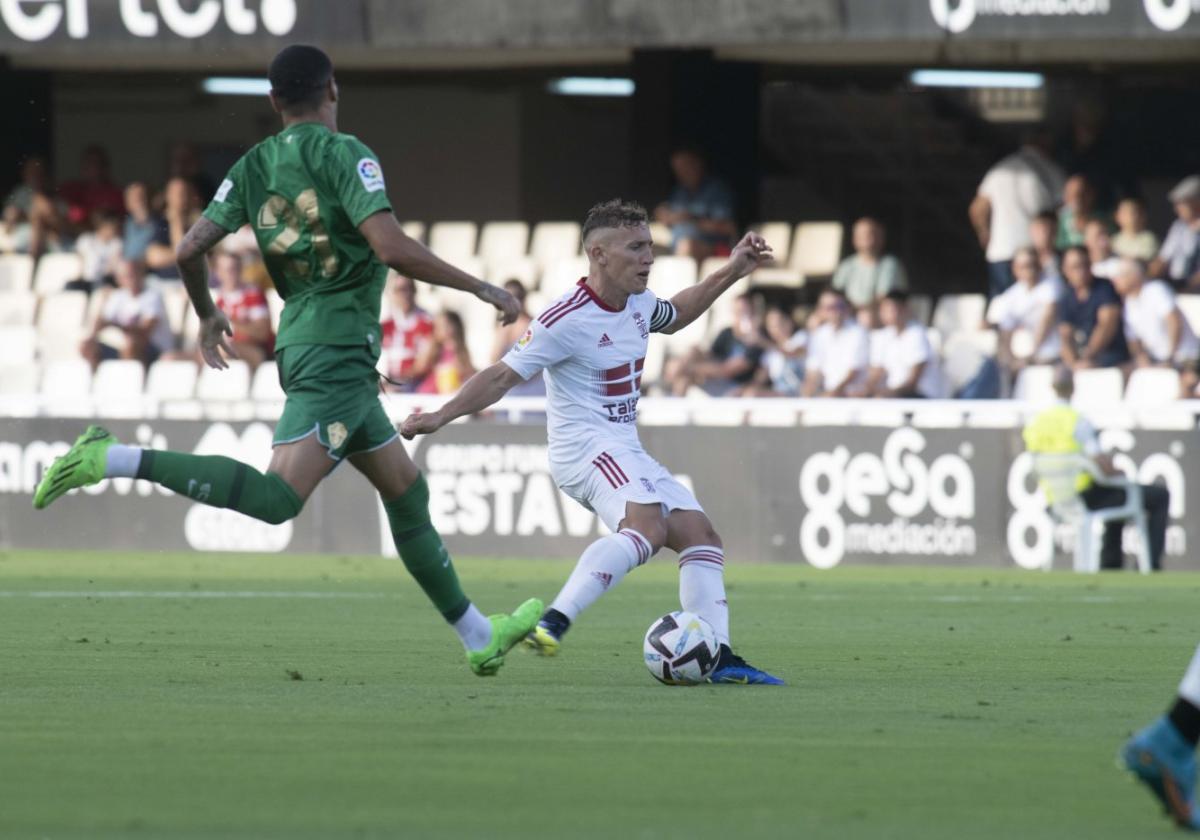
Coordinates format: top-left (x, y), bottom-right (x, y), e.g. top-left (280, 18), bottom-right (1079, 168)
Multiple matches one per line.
top-left (597, 333), bottom-right (614, 348)
top-left (632, 312), bottom-right (649, 339)
top-left (357, 158), bottom-right (385, 192)
top-left (327, 421), bottom-right (348, 450)
top-left (515, 328), bottom-right (533, 350)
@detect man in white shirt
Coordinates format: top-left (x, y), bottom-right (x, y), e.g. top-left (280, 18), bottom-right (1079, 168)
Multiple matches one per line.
top-left (1112, 258), bottom-right (1200, 389)
top-left (990, 246), bottom-right (1066, 373)
top-left (969, 135), bottom-right (1066, 299)
top-left (862, 291), bottom-right (944, 398)
top-left (1149, 176), bottom-right (1200, 290)
top-left (79, 258), bottom-right (174, 368)
top-left (801, 289), bottom-right (869, 397)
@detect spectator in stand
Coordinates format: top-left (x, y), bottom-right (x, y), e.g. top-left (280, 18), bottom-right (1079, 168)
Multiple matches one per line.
top-left (859, 291), bottom-right (944, 399)
top-left (1112, 258), bottom-right (1200, 394)
top-left (122, 181), bottom-right (173, 272)
top-left (990, 246), bottom-right (1066, 376)
top-left (168, 141), bottom-right (218, 203)
top-left (161, 177), bottom-right (202, 276)
top-left (1057, 246), bottom-right (1130, 371)
top-left (416, 310), bottom-right (476, 395)
top-left (744, 307), bottom-right (806, 397)
top-left (3, 155), bottom-right (68, 256)
top-left (58, 146), bottom-right (125, 232)
top-left (79, 258), bottom-right (173, 368)
top-left (218, 224), bottom-right (271, 289)
top-left (491, 279), bottom-right (533, 362)
top-left (830, 216), bottom-right (907, 312)
top-left (380, 273), bottom-right (435, 393)
top-left (1113, 198), bottom-right (1159, 262)
top-left (213, 251), bottom-right (274, 369)
top-left (663, 294), bottom-right (764, 396)
top-left (802, 289), bottom-right (869, 398)
top-left (1085, 218), bottom-right (1120, 280)
top-left (653, 147), bottom-right (736, 260)
top-left (1029, 211), bottom-right (1062, 282)
top-left (1149, 176), bottom-right (1200, 291)
top-left (69, 210), bottom-right (123, 293)
top-left (969, 131), bottom-right (1065, 298)
top-left (1056, 174), bottom-right (1106, 250)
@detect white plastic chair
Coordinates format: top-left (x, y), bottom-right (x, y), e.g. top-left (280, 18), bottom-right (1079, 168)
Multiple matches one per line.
top-left (35, 291), bottom-right (88, 362)
top-left (478, 222), bottom-right (529, 268)
top-left (251, 361), bottom-right (285, 402)
top-left (196, 359), bottom-right (251, 401)
top-left (530, 222), bottom-right (582, 273)
top-left (0, 325), bottom-right (37, 365)
top-left (93, 359), bottom-right (146, 418)
top-left (32, 253), bottom-right (83, 294)
top-left (399, 221), bottom-right (426, 243)
top-left (647, 222), bottom-right (672, 252)
top-left (0, 361), bottom-right (39, 394)
top-left (752, 222), bottom-right (793, 266)
top-left (932, 294), bottom-right (987, 337)
top-left (1029, 452), bottom-right (1151, 574)
top-left (789, 222), bottom-right (843, 279)
top-left (0, 254), bottom-right (34, 292)
top-left (145, 359), bottom-right (199, 401)
top-left (940, 330), bottom-right (996, 394)
top-left (41, 359), bottom-right (94, 416)
top-left (1124, 367), bottom-right (1181, 407)
top-left (1072, 368), bottom-right (1124, 418)
top-left (1177, 294), bottom-right (1200, 335)
top-left (1013, 365), bottom-right (1056, 404)
top-left (428, 222), bottom-right (478, 262)
top-left (540, 257), bottom-right (590, 299)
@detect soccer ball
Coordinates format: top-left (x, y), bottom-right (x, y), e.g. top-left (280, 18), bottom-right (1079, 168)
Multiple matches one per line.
top-left (643, 611), bottom-right (720, 685)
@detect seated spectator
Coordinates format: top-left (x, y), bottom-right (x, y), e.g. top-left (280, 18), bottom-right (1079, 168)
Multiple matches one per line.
top-left (745, 307), bottom-right (806, 396)
top-left (1112, 197), bottom-right (1159, 262)
top-left (168, 141), bottom-right (218, 204)
top-left (991, 246), bottom-right (1066, 374)
top-left (663, 294), bottom-right (764, 396)
top-left (69, 210), bottom-right (123, 293)
top-left (1084, 218), bottom-right (1120, 280)
top-left (802, 290), bottom-right (869, 397)
top-left (122, 182), bottom-right (173, 271)
top-left (491, 279), bottom-right (533, 362)
top-left (380, 273), bottom-right (435, 393)
top-left (213, 252), bottom-right (274, 369)
top-left (858, 291), bottom-right (943, 399)
top-left (1148, 176), bottom-right (1200, 290)
top-left (831, 217), bottom-right (908, 311)
top-left (218, 224), bottom-right (271, 289)
top-left (58, 145), bottom-right (125, 232)
top-left (1030, 211), bottom-right (1062, 282)
top-left (80, 258), bottom-right (173, 368)
top-left (1056, 174), bottom-right (1105, 250)
top-left (653, 147), bottom-right (736, 259)
top-left (158, 177), bottom-right (202, 278)
top-left (1057, 246), bottom-right (1130, 370)
top-left (3, 155), bottom-right (68, 256)
top-left (416, 311), bottom-right (476, 395)
top-left (1112, 258), bottom-right (1199, 393)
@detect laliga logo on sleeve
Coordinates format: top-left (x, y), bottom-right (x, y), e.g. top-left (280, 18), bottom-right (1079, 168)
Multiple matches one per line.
top-left (930, 0), bottom-right (976, 33)
top-left (1144, 0), bottom-right (1194, 31)
top-left (357, 158), bottom-right (385, 193)
top-left (515, 328), bottom-right (534, 350)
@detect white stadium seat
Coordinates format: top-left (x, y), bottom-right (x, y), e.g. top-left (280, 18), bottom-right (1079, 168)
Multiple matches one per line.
top-left (0, 326), bottom-right (38, 365)
top-left (1013, 365), bottom-right (1056, 404)
top-left (1071, 367), bottom-right (1124, 417)
top-left (0, 362), bottom-right (40, 396)
top-left (32, 253), bottom-right (83, 294)
top-left (0, 254), bottom-right (34, 292)
top-left (647, 221), bottom-right (672, 252)
top-left (940, 329), bottom-right (996, 394)
top-left (486, 257), bottom-right (539, 290)
top-left (458, 296), bottom-right (502, 373)
top-left (42, 359), bottom-right (94, 416)
top-left (0, 290), bottom-right (37, 326)
top-left (752, 222), bottom-right (793, 266)
top-left (1124, 366), bottom-right (1181, 407)
top-left (749, 266), bottom-right (804, 288)
top-left (35, 291), bottom-right (88, 362)
top-left (789, 221), bottom-right (843, 279)
top-left (196, 359), bottom-right (251, 402)
top-left (540, 257), bottom-right (590, 299)
top-left (400, 221), bottom-right (426, 243)
top-left (145, 359), bottom-right (199, 401)
top-left (478, 222), bottom-right (529, 268)
top-left (1178, 295), bottom-right (1200, 335)
top-left (93, 359), bottom-right (146, 418)
top-left (251, 361), bottom-right (285, 402)
top-left (160, 285), bottom-right (190, 342)
top-left (428, 222), bottom-right (478, 262)
top-left (529, 222), bottom-right (582, 273)
top-left (649, 257), bottom-right (703, 355)
top-left (932, 294), bottom-right (987, 337)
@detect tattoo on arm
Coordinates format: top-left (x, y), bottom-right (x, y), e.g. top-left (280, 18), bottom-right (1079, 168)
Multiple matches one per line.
top-left (177, 218), bottom-right (229, 318)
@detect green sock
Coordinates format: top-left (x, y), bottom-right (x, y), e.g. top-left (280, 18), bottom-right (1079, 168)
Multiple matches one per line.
top-left (137, 450), bottom-right (303, 525)
top-left (384, 474), bottom-right (470, 622)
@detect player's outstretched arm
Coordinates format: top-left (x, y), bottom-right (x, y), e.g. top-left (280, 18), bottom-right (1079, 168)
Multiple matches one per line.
top-left (177, 217), bottom-right (237, 370)
top-left (659, 232), bottom-right (771, 335)
top-left (400, 361), bottom-right (526, 438)
top-left (359, 211), bottom-right (521, 325)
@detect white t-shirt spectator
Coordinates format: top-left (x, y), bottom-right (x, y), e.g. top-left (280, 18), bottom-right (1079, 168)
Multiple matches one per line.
top-left (763, 331), bottom-right (807, 396)
top-left (978, 147), bottom-right (1065, 263)
top-left (1123, 280), bottom-right (1200, 363)
top-left (871, 322), bottom-right (945, 398)
top-left (807, 321), bottom-right (868, 392)
top-left (988, 276), bottom-right (1065, 362)
top-left (1159, 220), bottom-right (1200, 284)
top-left (1090, 256), bottom-right (1121, 281)
top-left (102, 287), bottom-right (174, 353)
top-left (76, 233), bottom-right (122, 284)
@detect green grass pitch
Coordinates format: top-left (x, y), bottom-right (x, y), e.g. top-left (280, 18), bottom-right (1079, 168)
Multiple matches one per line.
top-left (1, 550), bottom-right (1197, 839)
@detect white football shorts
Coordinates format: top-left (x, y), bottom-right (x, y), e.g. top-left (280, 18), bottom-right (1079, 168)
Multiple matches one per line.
top-left (554, 445), bottom-right (704, 533)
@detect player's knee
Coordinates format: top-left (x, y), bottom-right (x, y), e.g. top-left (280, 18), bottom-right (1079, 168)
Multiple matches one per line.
top-left (634, 520), bottom-right (669, 553)
top-left (256, 472), bottom-right (305, 524)
top-left (702, 527), bottom-right (724, 550)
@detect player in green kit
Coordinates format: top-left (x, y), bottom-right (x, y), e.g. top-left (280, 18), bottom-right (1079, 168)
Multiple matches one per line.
top-left (33, 45), bottom-right (542, 677)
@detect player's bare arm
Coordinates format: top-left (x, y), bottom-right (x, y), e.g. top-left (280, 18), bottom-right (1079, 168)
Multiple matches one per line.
top-left (659, 232), bottom-right (771, 334)
top-left (400, 361), bottom-right (525, 438)
top-left (358, 211), bottom-right (520, 324)
top-left (176, 216), bottom-right (236, 370)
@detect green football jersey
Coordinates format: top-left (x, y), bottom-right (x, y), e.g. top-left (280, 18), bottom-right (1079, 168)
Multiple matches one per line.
top-left (203, 122), bottom-right (392, 351)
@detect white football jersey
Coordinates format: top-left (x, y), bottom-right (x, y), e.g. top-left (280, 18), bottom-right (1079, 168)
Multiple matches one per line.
top-left (502, 278), bottom-right (677, 481)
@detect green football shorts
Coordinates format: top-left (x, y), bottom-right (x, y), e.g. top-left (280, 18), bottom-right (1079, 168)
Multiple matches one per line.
top-left (273, 342), bottom-right (397, 461)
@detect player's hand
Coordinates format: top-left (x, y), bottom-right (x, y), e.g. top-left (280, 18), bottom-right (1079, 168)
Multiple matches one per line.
top-left (727, 232), bottom-right (773, 277)
top-left (401, 410), bottom-right (444, 439)
top-left (198, 311), bottom-right (238, 370)
top-left (477, 283), bottom-right (522, 326)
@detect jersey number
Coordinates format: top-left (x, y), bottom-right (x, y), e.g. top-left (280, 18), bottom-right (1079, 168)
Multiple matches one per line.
top-left (255, 189), bottom-right (339, 287)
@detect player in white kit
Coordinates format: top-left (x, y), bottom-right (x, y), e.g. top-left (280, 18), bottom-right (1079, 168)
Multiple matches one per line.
top-left (402, 199), bottom-right (783, 684)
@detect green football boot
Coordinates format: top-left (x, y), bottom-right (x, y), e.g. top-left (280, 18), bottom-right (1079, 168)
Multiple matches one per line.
top-left (467, 597), bottom-right (544, 677)
top-left (32, 425), bottom-right (117, 510)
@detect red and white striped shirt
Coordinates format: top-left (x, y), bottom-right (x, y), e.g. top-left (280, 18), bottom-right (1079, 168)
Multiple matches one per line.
top-left (215, 287), bottom-right (273, 347)
top-left (381, 307), bottom-right (435, 384)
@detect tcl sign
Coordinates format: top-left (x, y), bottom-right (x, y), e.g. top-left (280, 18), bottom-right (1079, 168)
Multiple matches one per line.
top-left (0, 0), bottom-right (297, 41)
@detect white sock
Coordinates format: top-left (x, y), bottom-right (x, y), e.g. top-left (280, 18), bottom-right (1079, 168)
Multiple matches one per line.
top-left (105, 444), bottom-right (143, 479)
top-left (1178, 642), bottom-right (1200, 707)
top-left (679, 545), bottom-right (729, 646)
top-left (453, 603), bottom-right (493, 652)
top-left (549, 529), bottom-right (651, 622)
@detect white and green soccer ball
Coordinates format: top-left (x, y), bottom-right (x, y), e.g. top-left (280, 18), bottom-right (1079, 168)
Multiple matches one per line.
top-left (643, 610), bottom-right (719, 685)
